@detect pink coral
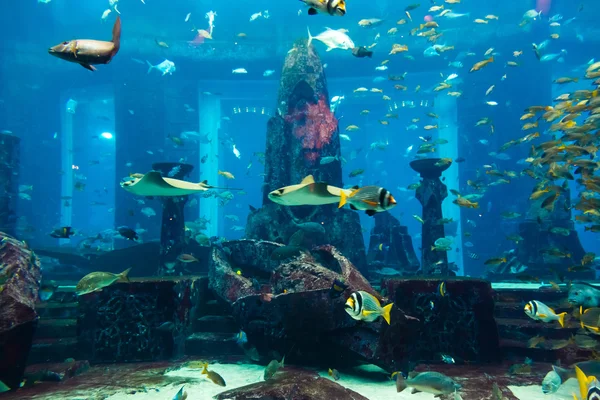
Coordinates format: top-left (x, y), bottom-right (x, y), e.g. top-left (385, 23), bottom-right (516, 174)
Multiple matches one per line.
top-left (286, 96), bottom-right (338, 162)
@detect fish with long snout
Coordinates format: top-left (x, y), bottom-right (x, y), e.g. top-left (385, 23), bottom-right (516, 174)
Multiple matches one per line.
top-left (48, 16), bottom-right (121, 71)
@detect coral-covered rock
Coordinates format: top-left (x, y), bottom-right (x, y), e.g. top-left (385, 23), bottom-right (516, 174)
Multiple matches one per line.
top-left (214, 368), bottom-right (369, 400)
top-left (0, 233), bottom-right (41, 389)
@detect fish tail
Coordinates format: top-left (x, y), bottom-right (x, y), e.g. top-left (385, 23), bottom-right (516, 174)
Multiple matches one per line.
top-left (381, 303), bottom-right (393, 325)
top-left (557, 312), bottom-right (567, 328)
top-left (488, 56), bottom-right (494, 63)
top-left (338, 190), bottom-right (347, 208)
top-left (146, 60), bottom-right (154, 74)
top-left (111, 16), bottom-right (121, 57)
top-left (307, 26), bottom-right (313, 47)
top-left (395, 373), bottom-right (408, 393)
top-left (201, 362), bottom-right (208, 374)
top-left (118, 267), bottom-right (132, 282)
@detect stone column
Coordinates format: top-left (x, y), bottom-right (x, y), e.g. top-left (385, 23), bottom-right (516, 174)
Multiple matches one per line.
top-left (59, 96), bottom-right (74, 243)
top-left (0, 133), bottom-right (19, 237)
top-left (198, 92), bottom-right (221, 238)
top-left (152, 162), bottom-right (193, 275)
top-left (435, 93), bottom-right (463, 275)
top-left (410, 158), bottom-right (451, 275)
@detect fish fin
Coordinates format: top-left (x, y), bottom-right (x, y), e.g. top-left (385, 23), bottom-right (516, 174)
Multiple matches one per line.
top-left (118, 267), bottom-right (132, 282)
top-left (558, 312), bottom-right (566, 328)
top-left (575, 366), bottom-right (589, 400)
top-left (411, 389), bottom-right (422, 394)
top-left (300, 175), bottom-right (315, 185)
top-left (308, 7), bottom-right (318, 15)
top-left (395, 373), bottom-right (407, 393)
top-left (201, 362), bottom-right (208, 375)
top-left (307, 26), bottom-right (313, 47)
top-left (382, 303), bottom-right (393, 325)
top-left (146, 60), bottom-right (154, 74)
top-left (338, 190), bottom-right (347, 208)
top-left (80, 63), bottom-right (96, 71)
top-left (553, 365), bottom-right (575, 382)
top-left (538, 313), bottom-right (547, 318)
top-left (366, 210), bottom-right (377, 216)
top-left (111, 16), bottom-right (121, 57)
top-left (362, 309), bottom-right (376, 317)
top-left (349, 204), bottom-right (358, 210)
top-left (326, 47), bottom-right (334, 52)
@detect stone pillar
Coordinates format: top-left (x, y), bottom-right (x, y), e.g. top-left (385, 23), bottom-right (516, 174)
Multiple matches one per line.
top-left (59, 96), bottom-right (74, 242)
top-left (245, 38), bottom-right (366, 271)
top-left (152, 162), bottom-right (193, 276)
top-left (0, 133), bottom-right (19, 237)
top-left (115, 82), bottom-right (167, 245)
top-left (435, 93), bottom-right (463, 275)
top-left (198, 92), bottom-right (221, 238)
top-left (410, 159), bottom-right (450, 275)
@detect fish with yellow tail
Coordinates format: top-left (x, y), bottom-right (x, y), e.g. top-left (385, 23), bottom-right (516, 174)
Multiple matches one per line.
top-left (202, 362), bottom-right (226, 386)
top-left (49, 17), bottom-right (121, 71)
top-left (338, 186), bottom-right (397, 216)
top-left (300, 0), bottom-right (346, 16)
top-left (344, 291), bottom-right (393, 324)
top-left (75, 267), bottom-right (131, 296)
top-left (469, 56), bottom-right (494, 73)
top-left (574, 365), bottom-right (600, 400)
top-left (524, 300), bottom-right (567, 327)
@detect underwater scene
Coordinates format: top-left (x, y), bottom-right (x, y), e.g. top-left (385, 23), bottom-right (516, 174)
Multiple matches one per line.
top-left (2, 0), bottom-right (600, 399)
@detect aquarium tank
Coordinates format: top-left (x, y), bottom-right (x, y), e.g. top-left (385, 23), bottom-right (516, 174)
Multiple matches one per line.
top-left (1, 0), bottom-right (600, 399)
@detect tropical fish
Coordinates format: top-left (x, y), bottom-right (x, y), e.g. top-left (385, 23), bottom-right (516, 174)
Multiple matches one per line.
top-left (202, 363), bottom-right (226, 386)
top-left (300, 0), bottom-right (346, 16)
top-left (524, 300), bottom-right (566, 327)
top-left (338, 186), bottom-right (397, 216)
top-left (344, 291), bottom-right (393, 324)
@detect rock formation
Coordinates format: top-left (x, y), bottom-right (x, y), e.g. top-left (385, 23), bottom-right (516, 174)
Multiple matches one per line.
top-left (245, 38), bottom-right (366, 271)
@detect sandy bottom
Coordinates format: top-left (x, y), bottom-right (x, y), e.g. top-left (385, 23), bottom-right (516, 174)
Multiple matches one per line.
top-left (86, 362), bottom-right (575, 400)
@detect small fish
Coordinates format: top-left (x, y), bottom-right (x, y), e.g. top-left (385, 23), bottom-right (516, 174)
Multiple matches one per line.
top-left (118, 226), bottom-right (138, 240)
top-left (441, 354), bottom-right (455, 364)
top-left (177, 254), bottom-right (199, 263)
top-left (264, 357), bottom-right (285, 380)
top-left (328, 368), bottom-right (340, 380)
top-left (50, 226), bottom-right (74, 239)
top-left (232, 68), bottom-right (248, 74)
top-left (344, 291), bottom-right (393, 324)
top-left (202, 363), bottom-right (226, 386)
top-left (437, 281), bottom-right (447, 297)
top-left (147, 59), bottom-right (176, 75)
top-left (524, 300), bottom-right (566, 327)
top-left (172, 385), bottom-right (187, 400)
top-left (394, 371), bottom-right (461, 396)
top-left (218, 170), bottom-right (235, 179)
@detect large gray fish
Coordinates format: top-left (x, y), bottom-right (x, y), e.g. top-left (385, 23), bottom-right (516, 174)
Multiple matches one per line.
top-left (49, 17), bottom-right (121, 71)
top-left (569, 282), bottom-right (600, 308)
top-left (395, 371), bottom-right (461, 395)
top-left (268, 175), bottom-right (349, 206)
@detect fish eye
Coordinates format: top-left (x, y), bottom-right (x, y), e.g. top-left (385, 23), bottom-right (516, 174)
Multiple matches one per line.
top-left (63, 41), bottom-right (69, 45)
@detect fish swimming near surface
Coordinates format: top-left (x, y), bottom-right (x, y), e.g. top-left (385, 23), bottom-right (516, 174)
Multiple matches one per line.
top-left (49, 17), bottom-right (121, 71)
top-left (569, 282), bottom-right (600, 308)
top-left (268, 175), bottom-right (350, 206)
top-left (524, 300), bottom-right (567, 327)
top-left (338, 185), bottom-right (397, 216)
top-left (344, 291), bottom-right (393, 324)
top-left (394, 371), bottom-right (461, 396)
top-left (300, 0), bottom-right (346, 16)
top-left (75, 268), bottom-right (131, 296)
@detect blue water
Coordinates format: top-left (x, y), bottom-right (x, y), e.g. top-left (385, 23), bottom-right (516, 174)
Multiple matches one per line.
top-left (1, 0), bottom-right (599, 277)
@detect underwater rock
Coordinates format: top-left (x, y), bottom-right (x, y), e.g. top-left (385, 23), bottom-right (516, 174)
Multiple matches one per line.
top-left (366, 212), bottom-right (420, 275)
top-left (214, 368), bottom-right (369, 400)
top-left (379, 278), bottom-right (500, 367)
top-left (0, 233), bottom-right (42, 389)
top-left (77, 276), bottom-right (203, 363)
top-left (246, 36), bottom-right (366, 271)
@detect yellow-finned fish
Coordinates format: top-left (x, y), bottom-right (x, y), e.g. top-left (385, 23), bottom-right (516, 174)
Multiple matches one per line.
top-left (524, 300), bottom-right (566, 327)
top-left (75, 268), bottom-right (131, 296)
top-left (575, 365), bottom-right (600, 400)
top-left (202, 363), bottom-right (226, 387)
top-left (344, 291), bottom-right (393, 325)
top-left (338, 186), bottom-right (397, 216)
top-left (300, 0), bottom-right (346, 16)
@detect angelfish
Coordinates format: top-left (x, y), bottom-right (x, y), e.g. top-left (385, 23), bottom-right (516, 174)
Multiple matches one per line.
top-left (49, 17), bottom-right (121, 71)
top-left (300, 0), bottom-right (346, 16)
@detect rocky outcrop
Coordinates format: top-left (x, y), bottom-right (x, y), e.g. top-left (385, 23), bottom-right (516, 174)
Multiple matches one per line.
top-left (0, 233), bottom-right (42, 389)
top-left (214, 368), bottom-right (369, 400)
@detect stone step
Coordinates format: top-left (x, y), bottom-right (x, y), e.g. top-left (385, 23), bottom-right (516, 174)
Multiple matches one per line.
top-left (35, 319), bottom-right (77, 339)
top-left (193, 315), bottom-right (238, 334)
top-left (202, 299), bottom-right (230, 316)
top-left (185, 332), bottom-right (243, 357)
top-left (28, 337), bottom-right (79, 364)
top-left (36, 302), bottom-right (78, 319)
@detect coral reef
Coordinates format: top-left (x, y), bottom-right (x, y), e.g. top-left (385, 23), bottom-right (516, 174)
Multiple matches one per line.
top-left (0, 233), bottom-right (41, 389)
